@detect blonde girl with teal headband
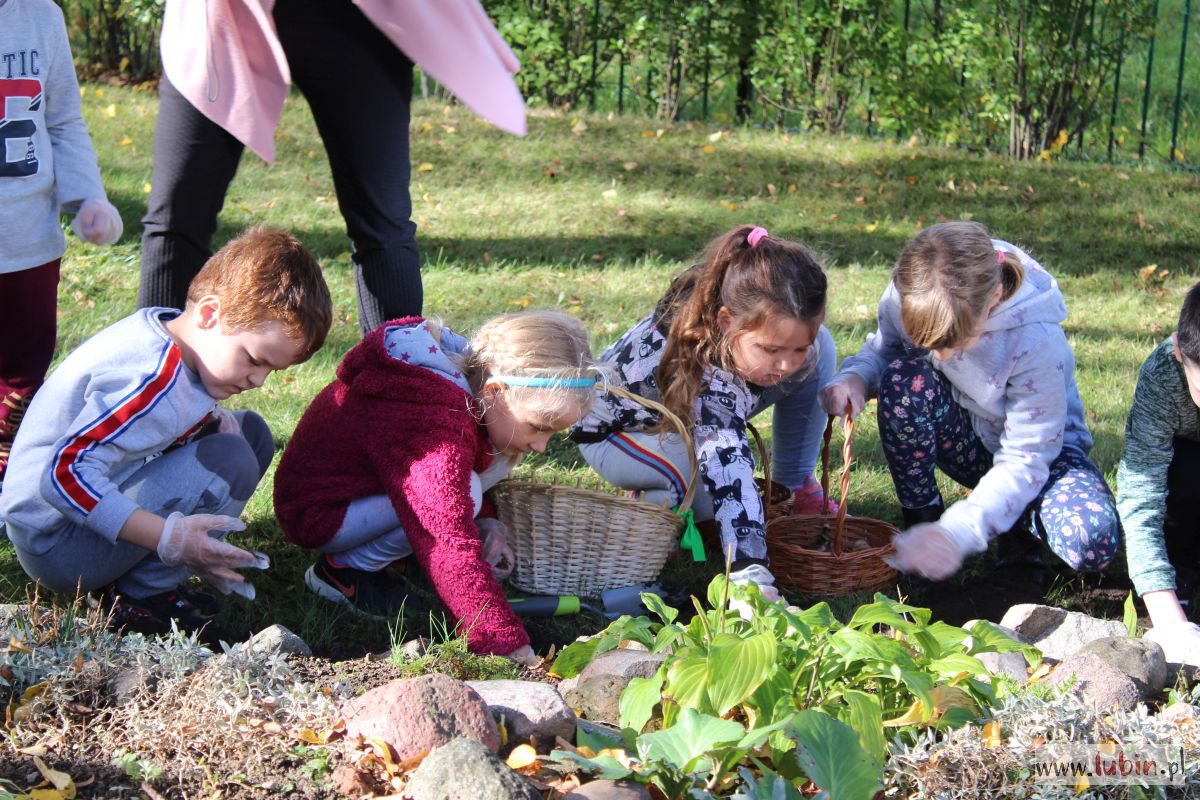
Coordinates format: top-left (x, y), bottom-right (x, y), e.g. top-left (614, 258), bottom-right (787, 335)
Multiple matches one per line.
top-left (274, 311), bottom-right (601, 665)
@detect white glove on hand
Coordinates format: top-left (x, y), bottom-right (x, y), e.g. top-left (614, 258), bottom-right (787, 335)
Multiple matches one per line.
top-left (884, 522), bottom-right (964, 580)
top-left (729, 564), bottom-right (781, 619)
top-left (476, 517), bottom-right (514, 581)
top-left (504, 644), bottom-right (541, 667)
top-left (157, 512), bottom-right (260, 595)
top-left (71, 197), bottom-right (123, 245)
top-left (1145, 620), bottom-right (1200, 667)
top-left (819, 374), bottom-right (868, 420)
top-left (216, 408), bottom-right (241, 435)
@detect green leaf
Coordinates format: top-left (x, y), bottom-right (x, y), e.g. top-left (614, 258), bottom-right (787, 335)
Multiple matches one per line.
top-left (637, 707), bottom-right (745, 773)
top-left (642, 592), bottom-right (679, 625)
top-left (552, 638), bottom-right (600, 679)
top-left (789, 601), bottom-right (837, 632)
top-left (552, 750), bottom-right (634, 781)
top-left (785, 710), bottom-right (884, 800)
top-left (1123, 591), bottom-right (1139, 637)
top-left (666, 653), bottom-right (712, 712)
top-left (706, 632), bottom-right (778, 715)
top-left (963, 620), bottom-right (1042, 667)
top-left (928, 652), bottom-right (989, 681)
top-left (576, 722), bottom-right (625, 753)
top-left (620, 672), bottom-right (664, 733)
top-left (827, 627), bottom-right (919, 669)
top-left (707, 574), bottom-right (731, 611)
top-left (730, 766), bottom-right (806, 800)
top-left (840, 690), bottom-right (886, 766)
top-left (749, 665), bottom-right (792, 721)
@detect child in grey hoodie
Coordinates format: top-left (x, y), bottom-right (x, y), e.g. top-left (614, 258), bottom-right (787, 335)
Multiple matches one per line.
top-left (820, 221), bottom-right (1119, 580)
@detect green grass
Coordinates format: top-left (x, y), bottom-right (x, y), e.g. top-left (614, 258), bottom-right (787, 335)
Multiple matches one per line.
top-left (5, 81), bottom-right (1200, 656)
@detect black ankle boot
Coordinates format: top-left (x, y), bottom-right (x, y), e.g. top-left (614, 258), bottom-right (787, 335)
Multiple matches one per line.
top-left (901, 499), bottom-right (945, 529)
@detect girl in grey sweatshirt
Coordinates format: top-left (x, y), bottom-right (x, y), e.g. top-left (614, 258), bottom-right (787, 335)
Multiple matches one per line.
top-left (820, 222), bottom-right (1120, 580)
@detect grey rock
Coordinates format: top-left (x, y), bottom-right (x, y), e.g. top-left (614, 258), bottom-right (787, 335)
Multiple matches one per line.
top-left (977, 651), bottom-right (1031, 684)
top-left (341, 674), bottom-right (500, 763)
top-left (1079, 636), bottom-right (1168, 698)
top-left (396, 636), bottom-right (431, 660)
top-left (999, 604), bottom-right (1126, 660)
top-left (467, 679), bottom-right (576, 751)
top-left (577, 649), bottom-right (666, 683)
top-left (231, 624), bottom-right (311, 659)
top-left (1045, 653), bottom-right (1141, 711)
top-left (563, 674), bottom-right (629, 725)
top-left (565, 779), bottom-right (653, 799)
top-left (404, 737), bottom-right (541, 800)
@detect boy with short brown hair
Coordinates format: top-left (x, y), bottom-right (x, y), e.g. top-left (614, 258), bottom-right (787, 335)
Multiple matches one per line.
top-left (0, 226), bottom-right (332, 635)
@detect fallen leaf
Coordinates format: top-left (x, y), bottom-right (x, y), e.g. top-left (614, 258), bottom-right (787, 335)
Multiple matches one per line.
top-left (602, 188), bottom-right (618, 198)
top-left (142, 182), bottom-right (152, 194)
top-left (8, 637), bottom-right (31, 653)
top-left (702, 145), bottom-right (716, 154)
top-left (1135, 212), bottom-right (1149, 229)
top-left (854, 195), bottom-right (866, 205)
top-left (571, 119), bottom-right (588, 135)
top-left (863, 221), bottom-right (879, 232)
top-left (416, 162), bottom-right (434, 173)
top-left (622, 161), bottom-right (638, 171)
top-left (506, 744), bottom-right (538, 769)
top-left (118, 137), bottom-right (132, 147)
top-left (983, 721), bottom-right (1002, 747)
top-left (787, 183), bottom-right (797, 193)
top-left (720, 201), bottom-right (738, 211)
top-left (708, 131), bottom-right (723, 142)
top-left (34, 755), bottom-right (76, 798)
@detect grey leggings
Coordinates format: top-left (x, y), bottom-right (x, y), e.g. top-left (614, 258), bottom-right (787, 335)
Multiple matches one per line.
top-left (13, 411), bottom-right (273, 599)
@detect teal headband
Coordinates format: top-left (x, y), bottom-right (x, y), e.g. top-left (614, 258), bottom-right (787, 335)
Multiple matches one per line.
top-left (492, 375), bottom-right (597, 389)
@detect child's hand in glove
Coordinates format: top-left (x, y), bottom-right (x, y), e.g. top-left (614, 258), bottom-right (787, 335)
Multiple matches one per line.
top-left (884, 522), bottom-right (963, 580)
top-left (157, 512), bottom-right (264, 597)
top-left (71, 197), bottom-right (123, 245)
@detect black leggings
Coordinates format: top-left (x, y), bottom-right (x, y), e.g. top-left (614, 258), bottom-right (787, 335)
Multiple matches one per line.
top-left (1165, 437), bottom-right (1200, 573)
top-left (138, 0), bottom-right (421, 332)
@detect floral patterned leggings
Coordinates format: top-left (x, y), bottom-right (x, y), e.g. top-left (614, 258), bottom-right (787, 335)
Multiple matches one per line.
top-left (878, 358), bottom-right (1120, 571)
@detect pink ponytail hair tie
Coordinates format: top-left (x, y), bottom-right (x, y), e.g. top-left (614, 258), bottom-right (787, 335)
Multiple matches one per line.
top-left (995, 249), bottom-right (1006, 265)
top-left (748, 227), bottom-right (769, 247)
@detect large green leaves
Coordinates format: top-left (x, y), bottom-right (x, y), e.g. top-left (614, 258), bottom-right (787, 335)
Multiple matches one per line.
top-left (620, 672), bottom-right (664, 733)
top-left (667, 632), bottom-right (778, 716)
top-left (637, 707), bottom-right (746, 773)
top-left (786, 710), bottom-right (884, 800)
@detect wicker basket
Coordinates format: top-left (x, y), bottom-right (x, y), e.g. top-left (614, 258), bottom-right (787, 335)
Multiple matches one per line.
top-left (491, 387), bottom-right (697, 597)
top-left (766, 415), bottom-right (898, 595)
top-left (747, 423), bottom-right (794, 522)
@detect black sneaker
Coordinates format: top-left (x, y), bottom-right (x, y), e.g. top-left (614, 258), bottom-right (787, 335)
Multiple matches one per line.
top-left (90, 587), bottom-right (214, 637)
top-left (304, 554), bottom-right (414, 621)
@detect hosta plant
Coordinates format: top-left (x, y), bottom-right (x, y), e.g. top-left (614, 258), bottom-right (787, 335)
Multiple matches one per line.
top-left (553, 576), bottom-right (1039, 798)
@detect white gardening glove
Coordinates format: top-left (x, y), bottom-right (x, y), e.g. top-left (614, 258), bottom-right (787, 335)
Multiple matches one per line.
top-left (157, 512), bottom-right (260, 596)
top-left (505, 643), bottom-right (541, 667)
top-left (1145, 620), bottom-right (1200, 668)
top-left (476, 517), bottom-right (514, 581)
top-left (71, 197), bottom-right (123, 245)
top-left (884, 522), bottom-right (964, 580)
top-left (819, 373), bottom-right (868, 420)
top-left (729, 564), bottom-right (781, 620)
top-left (216, 407), bottom-right (241, 434)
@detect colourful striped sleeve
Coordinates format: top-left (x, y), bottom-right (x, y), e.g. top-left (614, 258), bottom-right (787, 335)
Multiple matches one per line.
top-left (50, 342), bottom-right (182, 515)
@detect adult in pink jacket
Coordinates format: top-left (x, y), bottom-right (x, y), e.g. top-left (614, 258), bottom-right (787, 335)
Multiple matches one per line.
top-left (138, 0), bottom-right (526, 333)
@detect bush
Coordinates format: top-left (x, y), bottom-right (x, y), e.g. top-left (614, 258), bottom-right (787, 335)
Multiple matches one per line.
top-left (55, 0), bottom-right (164, 83)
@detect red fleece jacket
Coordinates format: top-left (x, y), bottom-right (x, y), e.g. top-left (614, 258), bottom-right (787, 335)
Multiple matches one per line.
top-left (274, 319), bottom-right (529, 655)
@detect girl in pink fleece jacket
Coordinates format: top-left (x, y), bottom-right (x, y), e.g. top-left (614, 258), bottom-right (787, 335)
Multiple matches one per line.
top-left (274, 311), bottom-right (599, 663)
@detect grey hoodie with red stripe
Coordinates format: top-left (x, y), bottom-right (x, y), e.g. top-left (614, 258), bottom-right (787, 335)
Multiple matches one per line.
top-left (1, 308), bottom-right (219, 553)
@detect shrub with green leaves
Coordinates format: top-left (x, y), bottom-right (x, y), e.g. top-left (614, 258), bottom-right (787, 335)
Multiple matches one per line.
top-left (553, 576), bottom-right (1039, 798)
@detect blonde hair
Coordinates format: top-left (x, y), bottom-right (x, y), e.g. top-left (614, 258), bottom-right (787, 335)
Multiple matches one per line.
top-left (187, 225), bottom-right (333, 362)
top-left (894, 221), bottom-right (1024, 350)
top-left (656, 224), bottom-right (827, 429)
top-left (457, 311), bottom-right (602, 423)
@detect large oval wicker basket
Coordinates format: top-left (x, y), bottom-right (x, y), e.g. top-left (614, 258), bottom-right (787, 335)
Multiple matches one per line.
top-left (491, 386), bottom-right (697, 597)
top-left (767, 415), bottom-right (898, 595)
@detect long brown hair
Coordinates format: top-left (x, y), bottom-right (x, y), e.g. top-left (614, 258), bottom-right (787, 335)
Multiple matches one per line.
top-left (655, 225), bottom-right (827, 428)
top-left (895, 221), bottom-right (1024, 350)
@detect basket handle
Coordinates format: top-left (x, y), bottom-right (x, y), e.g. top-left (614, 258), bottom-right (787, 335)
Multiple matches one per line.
top-left (605, 385), bottom-right (698, 515)
top-left (746, 421), bottom-right (772, 503)
top-left (830, 415), bottom-right (856, 557)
